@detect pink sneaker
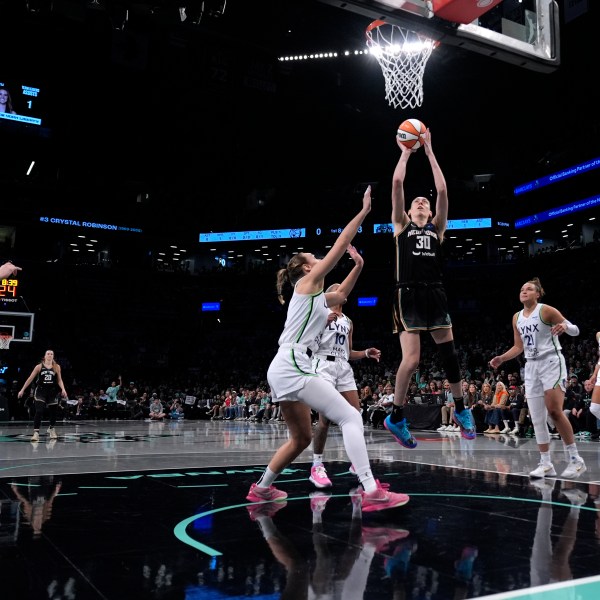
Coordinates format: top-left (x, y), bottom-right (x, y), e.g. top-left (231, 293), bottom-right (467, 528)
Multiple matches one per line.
top-left (246, 501), bottom-right (287, 520)
top-left (362, 526), bottom-right (410, 553)
top-left (309, 464), bottom-right (332, 489)
top-left (360, 481), bottom-right (410, 513)
top-left (246, 483), bottom-right (288, 503)
top-left (309, 491), bottom-right (332, 513)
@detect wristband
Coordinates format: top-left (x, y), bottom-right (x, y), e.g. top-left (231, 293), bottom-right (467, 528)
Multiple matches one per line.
top-left (563, 320), bottom-right (579, 336)
top-left (365, 349), bottom-right (370, 359)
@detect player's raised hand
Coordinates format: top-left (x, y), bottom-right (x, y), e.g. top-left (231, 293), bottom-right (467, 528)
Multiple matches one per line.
top-left (0, 261), bottom-right (21, 279)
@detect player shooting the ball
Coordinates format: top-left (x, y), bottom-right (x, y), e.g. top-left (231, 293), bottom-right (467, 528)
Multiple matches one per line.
top-left (383, 127), bottom-right (476, 448)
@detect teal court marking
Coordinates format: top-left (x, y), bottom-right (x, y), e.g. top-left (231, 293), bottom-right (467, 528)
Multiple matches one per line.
top-left (477, 574), bottom-right (600, 600)
top-left (407, 492), bottom-right (600, 512)
top-left (176, 484), bottom-right (229, 488)
top-left (174, 491), bottom-right (599, 558)
top-left (9, 482), bottom-right (42, 487)
top-left (77, 486), bottom-right (128, 489)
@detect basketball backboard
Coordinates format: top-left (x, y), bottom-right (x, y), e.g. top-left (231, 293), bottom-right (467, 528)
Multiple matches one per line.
top-left (318, 0), bottom-right (560, 73)
top-left (0, 311), bottom-right (34, 348)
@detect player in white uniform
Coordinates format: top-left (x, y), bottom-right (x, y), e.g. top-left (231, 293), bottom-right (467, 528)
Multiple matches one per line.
top-left (584, 331), bottom-right (600, 429)
top-left (247, 187), bottom-right (409, 513)
top-left (308, 282), bottom-right (382, 489)
top-left (490, 278), bottom-right (586, 479)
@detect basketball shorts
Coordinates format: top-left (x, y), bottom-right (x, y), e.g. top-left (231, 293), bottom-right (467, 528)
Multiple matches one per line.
top-left (267, 344), bottom-right (317, 402)
top-left (312, 356), bottom-right (357, 393)
top-left (524, 352), bottom-right (567, 398)
top-left (393, 284), bottom-right (452, 333)
top-left (34, 387), bottom-right (60, 405)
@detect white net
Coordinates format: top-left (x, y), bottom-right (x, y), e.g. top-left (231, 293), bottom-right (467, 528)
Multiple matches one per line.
top-left (366, 20), bottom-right (437, 110)
top-left (0, 335), bottom-right (12, 350)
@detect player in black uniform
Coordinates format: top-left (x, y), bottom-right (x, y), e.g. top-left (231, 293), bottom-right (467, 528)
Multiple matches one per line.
top-left (17, 349), bottom-right (68, 442)
top-left (384, 129), bottom-right (476, 447)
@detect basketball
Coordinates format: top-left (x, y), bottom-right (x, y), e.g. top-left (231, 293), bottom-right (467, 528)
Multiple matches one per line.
top-left (397, 118), bottom-right (427, 150)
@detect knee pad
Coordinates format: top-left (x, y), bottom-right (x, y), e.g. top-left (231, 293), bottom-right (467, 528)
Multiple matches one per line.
top-left (590, 402), bottom-right (600, 420)
top-left (529, 397), bottom-right (550, 445)
top-left (437, 340), bottom-right (461, 384)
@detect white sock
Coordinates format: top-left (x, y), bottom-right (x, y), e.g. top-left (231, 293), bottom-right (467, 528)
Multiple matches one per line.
top-left (358, 471), bottom-right (377, 493)
top-left (564, 443), bottom-right (580, 461)
top-left (312, 454), bottom-right (323, 466)
top-left (540, 451), bottom-right (552, 464)
top-left (256, 467), bottom-right (278, 488)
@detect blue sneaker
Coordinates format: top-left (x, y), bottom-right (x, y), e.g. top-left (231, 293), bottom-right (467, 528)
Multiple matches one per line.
top-left (384, 416), bottom-right (417, 449)
top-left (453, 409), bottom-right (476, 440)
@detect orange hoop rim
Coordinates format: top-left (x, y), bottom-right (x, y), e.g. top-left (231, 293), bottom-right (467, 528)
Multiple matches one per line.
top-left (365, 19), bottom-right (387, 36)
top-left (365, 19), bottom-right (441, 48)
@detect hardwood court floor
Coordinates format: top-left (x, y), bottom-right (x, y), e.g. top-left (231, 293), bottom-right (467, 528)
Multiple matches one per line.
top-left (1, 420), bottom-right (599, 599)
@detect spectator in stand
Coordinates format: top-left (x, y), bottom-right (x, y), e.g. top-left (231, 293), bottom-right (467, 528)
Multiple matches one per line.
top-left (125, 381), bottom-right (138, 404)
top-left (253, 390), bottom-right (270, 422)
top-left (169, 400), bottom-right (185, 420)
top-left (463, 382), bottom-right (480, 409)
top-left (470, 381), bottom-right (490, 433)
top-left (567, 375), bottom-right (583, 403)
top-left (581, 380), bottom-right (599, 440)
top-left (483, 381), bottom-right (508, 434)
top-left (73, 396), bottom-right (87, 420)
top-left (207, 396), bottom-right (224, 420)
top-left (248, 390), bottom-right (261, 421)
top-left (222, 390), bottom-right (235, 420)
top-left (498, 382), bottom-right (518, 434)
top-left (437, 379), bottom-right (457, 432)
top-left (427, 379), bottom-right (442, 398)
top-left (96, 389), bottom-right (109, 419)
top-left (360, 385), bottom-right (375, 425)
top-left (568, 392), bottom-right (589, 437)
top-left (507, 385), bottom-right (525, 435)
top-left (149, 394), bottom-right (166, 421)
top-left (130, 395), bottom-right (147, 420)
top-left (369, 382), bottom-right (394, 429)
top-left (233, 389), bottom-right (245, 420)
top-left (105, 375), bottom-right (122, 419)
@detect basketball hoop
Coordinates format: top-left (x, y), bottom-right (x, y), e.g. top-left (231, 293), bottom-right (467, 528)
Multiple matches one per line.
top-left (366, 20), bottom-right (438, 110)
top-left (0, 333), bottom-right (12, 350)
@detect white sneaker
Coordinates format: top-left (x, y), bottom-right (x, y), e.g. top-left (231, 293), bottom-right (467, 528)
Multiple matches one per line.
top-left (530, 478), bottom-right (555, 493)
top-left (560, 459), bottom-right (586, 478)
top-left (561, 488), bottom-right (588, 505)
top-left (48, 427), bottom-right (58, 439)
top-left (452, 425), bottom-right (460, 432)
top-left (437, 424), bottom-right (448, 431)
top-left (500, 426), bottom-right (510, 434)
top-left (529, 462), bottom-right (556, 478)
top-left (510, 427), bottom-right (519, 435)
top-left (31, 431), bottom-right (40, 442)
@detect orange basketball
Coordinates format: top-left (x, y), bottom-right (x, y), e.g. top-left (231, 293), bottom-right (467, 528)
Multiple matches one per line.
top-left (397, 118), bottom-right (427, 150)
